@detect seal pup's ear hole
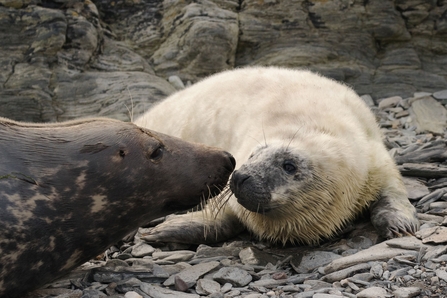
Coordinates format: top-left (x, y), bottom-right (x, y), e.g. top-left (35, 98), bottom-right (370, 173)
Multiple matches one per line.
top-left (149, 146), bottom-right (164, 161)
top-left (282, 160), bottom-right (297, 175)
top-left (119, 150), bottom-right (126, 158)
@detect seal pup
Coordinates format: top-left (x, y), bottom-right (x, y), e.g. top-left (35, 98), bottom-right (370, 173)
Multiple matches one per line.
top-left (0, 117), bottom-right (235, 298)
top-left (135, 66), bottom-right (419, 245)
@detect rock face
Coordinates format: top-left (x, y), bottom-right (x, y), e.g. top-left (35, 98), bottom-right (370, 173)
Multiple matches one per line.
top-left (0, 0), bottom-right (446, 122)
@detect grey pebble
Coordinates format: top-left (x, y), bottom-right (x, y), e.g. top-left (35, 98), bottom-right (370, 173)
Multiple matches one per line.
top-left (312, 294), bottom-right (344, 298)
top-left (140, 283), bottom-right (199, 298)
top-left (131, 243), bottom-right (155, 258)
top-left (393, 286), bottom-right (422, 298)
top-left (291, 251), bottom-right (341, 274)
top-left (239, 247), bottom-right (278, 266)
top-left (433, 89), bottom-right (447, 100)
top-left (195, 278), bottom-right (221, 295)
top-left (435, 268), bottom-right (447, 282)
top-left (213, 267), bottom-right (252, 287)
top-left (163, 261), bottom-right (220, 287)
top-left (356, 286), bottom-right (388, 298)
top-left (322, 263), bottom-right (371, 282)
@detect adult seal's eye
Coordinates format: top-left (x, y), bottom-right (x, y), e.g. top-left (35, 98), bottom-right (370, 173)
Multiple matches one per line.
top-left (150, 146), bottom-right (163, 161)
top-left (283, 160), bottom-right (297, 175)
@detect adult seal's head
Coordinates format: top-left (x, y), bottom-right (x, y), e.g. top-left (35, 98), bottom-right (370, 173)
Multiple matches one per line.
top-left (0, 117), bottom-right (235, 298)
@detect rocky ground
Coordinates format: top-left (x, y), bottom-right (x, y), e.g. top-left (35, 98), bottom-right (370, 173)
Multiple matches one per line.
top-left (27, 89), bottom-right (447, 298)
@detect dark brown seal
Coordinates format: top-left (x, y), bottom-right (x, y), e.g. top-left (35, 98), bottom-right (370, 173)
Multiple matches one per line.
top-left (0, 117), bottom-right (235, 298)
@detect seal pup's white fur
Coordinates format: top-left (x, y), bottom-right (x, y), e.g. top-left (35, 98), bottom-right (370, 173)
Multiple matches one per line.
top-left (135, 66), bottom-right (419, 245)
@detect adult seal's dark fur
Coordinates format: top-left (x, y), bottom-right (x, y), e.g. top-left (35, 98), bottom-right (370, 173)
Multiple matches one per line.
top-left (0, 117), bottom-right (235, 298)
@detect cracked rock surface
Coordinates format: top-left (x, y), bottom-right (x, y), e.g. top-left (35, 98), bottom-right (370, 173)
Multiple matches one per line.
top-left (0, 0), bottom-right (446, 122)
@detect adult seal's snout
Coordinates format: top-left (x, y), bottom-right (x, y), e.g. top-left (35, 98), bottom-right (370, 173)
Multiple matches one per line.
top-left (225, 152), bottom-right (236, 172)
top-left (0, 116), bottom-right (232, 298)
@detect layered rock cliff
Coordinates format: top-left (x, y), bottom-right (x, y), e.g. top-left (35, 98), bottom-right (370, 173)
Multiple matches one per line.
top-left (0, 0), bottom-right (446, 122)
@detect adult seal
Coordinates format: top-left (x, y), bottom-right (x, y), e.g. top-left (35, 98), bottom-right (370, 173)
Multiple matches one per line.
top-left (136, 66), bottom-right (419, 245)
top-left (0, 117), bottom-right (235, 298)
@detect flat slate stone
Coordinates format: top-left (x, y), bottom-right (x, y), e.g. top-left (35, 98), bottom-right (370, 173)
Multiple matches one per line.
top-left (433, 89), bottom-right (447, 100)
top-left (410, 97), bottom-right (447, 134)
top-left (163, 261), bottom-right (220, 288)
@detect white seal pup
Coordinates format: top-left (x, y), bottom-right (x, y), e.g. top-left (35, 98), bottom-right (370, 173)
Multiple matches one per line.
top-left (135, 66), bottom-right (419, 245)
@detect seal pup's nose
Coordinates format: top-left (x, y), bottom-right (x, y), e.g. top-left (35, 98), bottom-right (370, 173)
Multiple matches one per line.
top-left (229, 170), bottom-right (250, 193)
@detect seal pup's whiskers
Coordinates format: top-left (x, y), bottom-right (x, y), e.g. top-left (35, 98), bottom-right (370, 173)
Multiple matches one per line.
top-left (262, 124), bottom-right (268, 147)
top-left (285, 127), bottom-right (302, 151)
top-left (124, 87), bottom-right (134, 122)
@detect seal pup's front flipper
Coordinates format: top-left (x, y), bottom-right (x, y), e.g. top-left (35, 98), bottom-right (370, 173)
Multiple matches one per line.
top-left (367, 141), bottom-right (420, 239)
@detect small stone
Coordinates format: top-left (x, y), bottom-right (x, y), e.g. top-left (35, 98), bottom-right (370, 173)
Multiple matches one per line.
top-left (152, 263), bottom-right (170, 278)
top-left (435, 269), bottom-right (447, 282)
top-left (168, 75), bottom-right (185, 89)
top-left (324, 240), bottom-right (417, 274)
top-left (361, 94), bottom-right (375, 106)
top-left (378, 96), bottom-right (402, 109)
top-left (351, 272), bottom-right (374, 282)
top-left (357, 286), bottom-right (388, 298)
top-left (433, 89), bottom-right (447, 100)
top-left (124, 291), bottom-right (142, 298)
top-left (130, 243), bottom-right (155, 258)
top-left (213, 267), bottom-right (252, 287)
top-left (195, 279), bottom-right (221, 295)
top-left (322, 263), bottom-right (371, 282)
top-left (410, 96), bottom-right (447, 134)
top-left (80, 289), bottom-right (107, 297)
top-left (163, 261), bottom-right (220, 288)
top-left (195, 244), bottom-right (242, 258)
top-left (303, 279), bottom-right (332, 290)
top-left (347, 236), bottom-right (373, 250)
top-left (250, 278), bottom-right (288, 288)
top-left (313, 294), bottom-right (344, 298)
top-left (393, 286), bottom-right (422, 298)
top-left (271, 272), bottom-right (287, 280)
top-left (152, 250), bottom-right (195, 260)
top-left (395, 110), bottom-right (410, 118)
top-left (140, 283), bottom-right (199, 298)
top-left (421, 226), bottom-right (447, 244)
top-left (239, 247), bottom-right (277, 266)
top-left (117, 277), bottom-right (142, 287)
top-left (208, 292), bottom-right (224, 298)
top-left (413, 92), bottom-right (433, 98)
top-left (220, 283), bottom-right (232, 293)
top-left (291, 251), bottom-right (341, 273)
top-left (431, 276), bottom-right (439, 284)
top-left (402, 177), bottom-right (430, 200)
top-left (175, 275), bottom-right (189, 292)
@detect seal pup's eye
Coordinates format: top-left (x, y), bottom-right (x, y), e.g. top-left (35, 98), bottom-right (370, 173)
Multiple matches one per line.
top-left (149, 146), bottom-right (163, 161)
top-left (283, 160), bottom-right (297, 175)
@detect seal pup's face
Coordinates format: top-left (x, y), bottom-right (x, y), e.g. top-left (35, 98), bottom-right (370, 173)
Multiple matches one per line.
top-left (230, 143), bottom-right (313, 213)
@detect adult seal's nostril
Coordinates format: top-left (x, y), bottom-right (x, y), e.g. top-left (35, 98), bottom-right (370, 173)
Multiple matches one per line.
top-left (226, 152), bottom-right (236, 172)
